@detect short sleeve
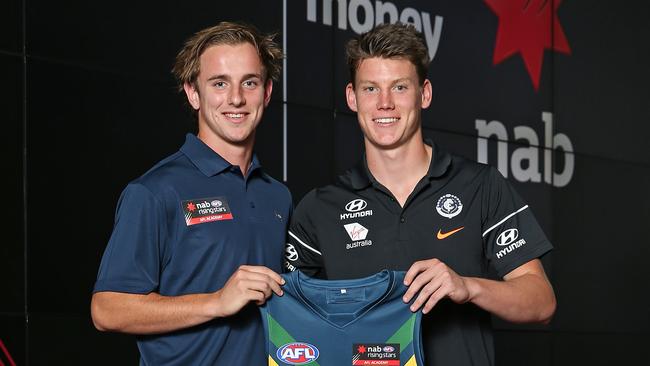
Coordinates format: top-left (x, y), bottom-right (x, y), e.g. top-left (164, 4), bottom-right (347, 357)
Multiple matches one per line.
top-left (93, 183), bottom-right (166, 294)
top-left (481, 167), bottom-right (553, 277)
top-left (284, 190), bottom-right (326, 278)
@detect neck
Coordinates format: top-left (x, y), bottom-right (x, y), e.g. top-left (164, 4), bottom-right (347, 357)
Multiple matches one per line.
top-left (365, 135), bottom-right (431, 206)
top-left (197, 132), bottom-right (255, 176)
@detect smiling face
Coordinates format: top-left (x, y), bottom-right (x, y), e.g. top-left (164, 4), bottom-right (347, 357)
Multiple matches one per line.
top-left (346, 57), bottom-right (432, 152)
top-left (183, 42), bottom-right (272, 150)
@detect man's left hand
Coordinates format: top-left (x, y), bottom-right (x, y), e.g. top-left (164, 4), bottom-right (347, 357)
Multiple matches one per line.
top-left (402, 258), bottom-right (472, 314)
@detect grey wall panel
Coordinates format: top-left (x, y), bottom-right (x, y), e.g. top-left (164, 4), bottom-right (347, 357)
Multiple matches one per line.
top-left (253, 100), bottom-right (285, 182)
top-left (286, 106), bottom-right (336, 201)
top-left (0, 315), bottom-right (25, 366)
top-left (26, 58), bottom-right (188, 313)
top-left (0, 0), bottom-right (21, 53)
top-left (333, 113), bottom-right (364, 175)
top-left (494, 330), bottom-right (552, 366)
top-left (0, 54), bottom-right (24, 313)
top-left (555, 1), bottom-right (650, 164)
top-left (26, 1), bottom-right (284, 101)
top-left (552, 154), bottom-right (650, 333)
top-left (286, 0), bottom-right (335, 109)
top-left (424, 1), bottom-right (555, 140)
top-left (552, 332), bottom-right (650, 365)
top-left (28, 313), bottom-right (137, 366)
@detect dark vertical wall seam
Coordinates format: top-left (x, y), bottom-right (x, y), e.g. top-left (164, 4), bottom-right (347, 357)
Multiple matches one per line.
top-left (22, 0), bottom-right (28, 364)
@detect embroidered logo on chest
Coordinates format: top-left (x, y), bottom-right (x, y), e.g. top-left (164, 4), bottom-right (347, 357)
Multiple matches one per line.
top-left (353, 343), bottom-right (400, 365)
top-left (182, 196), bottom-right (233, 226)
top-left (435, 194), bottom-right (463, 219)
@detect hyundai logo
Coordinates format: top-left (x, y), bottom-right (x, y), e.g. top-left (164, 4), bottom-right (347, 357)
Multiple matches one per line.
top-left (285, 244), bottom-right (299, 261)
top-left (496, 228), bottom-right (519, 246)
top-left (345, 199), bottom-right (367, 212)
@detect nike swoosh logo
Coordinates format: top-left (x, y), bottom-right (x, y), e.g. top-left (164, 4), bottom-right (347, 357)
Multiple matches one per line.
top-left (437, 227), bottom-right (465, 240)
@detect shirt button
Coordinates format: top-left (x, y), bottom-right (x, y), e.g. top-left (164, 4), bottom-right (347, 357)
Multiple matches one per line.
top-left (400, 217), bottom-right (405, 223)
top-left (250, 202), bottom-right (256, 208)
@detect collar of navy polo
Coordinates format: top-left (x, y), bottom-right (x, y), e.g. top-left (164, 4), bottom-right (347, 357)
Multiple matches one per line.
top-left (179, 133), bottom-right (262, 177)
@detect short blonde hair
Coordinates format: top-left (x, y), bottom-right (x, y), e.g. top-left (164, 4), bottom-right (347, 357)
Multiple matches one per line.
top-left (172, 21), bottom-right (283, 91)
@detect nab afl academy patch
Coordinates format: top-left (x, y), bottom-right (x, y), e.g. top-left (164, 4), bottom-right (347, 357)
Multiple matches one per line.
top-left (182, 197), bottom-right (233, 226)
top-left (353, 343), bottom-right (400, 365)
top-left (436, 194), bottom-right (463, 219)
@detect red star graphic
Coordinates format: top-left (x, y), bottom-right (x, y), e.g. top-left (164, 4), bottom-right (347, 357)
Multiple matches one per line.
top-left (186, 202), bottom-right (196, 212)
top-left (357, 345), bottom-right (366, 354)
top-left (484, 0), bottom-right (571, 90)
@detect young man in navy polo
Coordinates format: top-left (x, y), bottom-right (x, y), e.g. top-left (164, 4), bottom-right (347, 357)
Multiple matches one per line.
top-left (91, 22), bottom-right (291, 365)
top-left (286, 23), bottom-right (556, 366)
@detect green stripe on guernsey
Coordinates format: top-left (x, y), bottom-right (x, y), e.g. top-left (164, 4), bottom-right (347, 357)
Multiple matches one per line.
top-left (267, 313), bottom-right (321, 366)
top-left (386, 313), bottom-right (417, 349)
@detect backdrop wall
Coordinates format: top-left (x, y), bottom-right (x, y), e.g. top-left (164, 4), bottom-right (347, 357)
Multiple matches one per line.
top-left (2, 1), bottom-right (649, 364)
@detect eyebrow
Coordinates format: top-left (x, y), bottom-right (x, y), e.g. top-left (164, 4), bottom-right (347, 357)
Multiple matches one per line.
top-left (357, 78), bottom-right (412, 85)
top-left (206, 73), bottom-right (263, 82)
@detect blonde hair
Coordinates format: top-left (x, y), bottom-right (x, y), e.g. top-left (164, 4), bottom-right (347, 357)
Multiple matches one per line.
top-left (172, 21), bottom-right (283, 91)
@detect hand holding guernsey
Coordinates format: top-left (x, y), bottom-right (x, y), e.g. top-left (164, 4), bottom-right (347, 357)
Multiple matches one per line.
top-left (261, 270), bottom-right (424, 366)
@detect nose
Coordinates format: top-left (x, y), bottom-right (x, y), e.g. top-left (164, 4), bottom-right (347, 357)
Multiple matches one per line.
top-left (377, 90), bottom-right (394, 110)
top-left (228, 84), bottom-right (245, 107)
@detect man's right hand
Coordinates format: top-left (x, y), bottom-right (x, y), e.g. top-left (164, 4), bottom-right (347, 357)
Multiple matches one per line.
top-left (211, 265), bottom-right (285, 318)
top-left (92, 265), bottom-right (285, 334)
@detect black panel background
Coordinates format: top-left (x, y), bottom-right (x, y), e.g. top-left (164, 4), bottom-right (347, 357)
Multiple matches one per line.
top-left (0, 53), bottom-right (25, 365)
top-left (0, 0), bottom-right (21, 53)
top-left (0, 55), bottom-right (24, 313)
top-left (5, 0), bottom-right (648, 364)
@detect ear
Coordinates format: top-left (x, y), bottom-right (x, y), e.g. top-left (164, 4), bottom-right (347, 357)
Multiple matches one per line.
top-left (345, 83), bottom-right (358, 112)
top-left (421, 79), bottom-right (432, 109)
top-left (263, 79), bottom-right (273, 107)
top-left (183, 82), bottom-right (201, 110)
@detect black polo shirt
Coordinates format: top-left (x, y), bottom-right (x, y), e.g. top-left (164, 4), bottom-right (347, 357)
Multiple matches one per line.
top-left (285, 140), bottom-right (552, 366)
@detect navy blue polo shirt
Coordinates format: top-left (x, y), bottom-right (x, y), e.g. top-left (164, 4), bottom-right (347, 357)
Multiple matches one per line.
top-left (94, 134), bottom-right (292, 366)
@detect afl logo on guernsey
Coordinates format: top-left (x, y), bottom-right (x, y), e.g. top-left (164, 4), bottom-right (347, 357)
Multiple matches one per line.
top-left (436, 194), bottom-right (463, 219)
top-left (277, 342), bottom-right (319, 364)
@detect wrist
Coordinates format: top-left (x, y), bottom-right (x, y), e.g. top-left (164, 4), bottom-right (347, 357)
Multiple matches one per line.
top-left (205, 290), bottom-right (225, 319)
top-left (464, 277), bottom-right (482, 304)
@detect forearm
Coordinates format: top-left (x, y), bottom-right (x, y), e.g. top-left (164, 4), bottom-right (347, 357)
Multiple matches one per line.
top-left (464, 272), bottom-right (556, 324)
top-left (91, 291), bottom-right (222, 334)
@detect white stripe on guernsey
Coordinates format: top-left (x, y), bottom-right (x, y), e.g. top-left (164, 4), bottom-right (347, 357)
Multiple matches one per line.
top-left (289, 231), bottom-right (322, 256)
top-left (482, 205), bottom-right (529, 237)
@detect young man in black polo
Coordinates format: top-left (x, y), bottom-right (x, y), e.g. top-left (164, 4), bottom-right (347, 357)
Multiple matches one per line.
top-left (285, 23), bottom-right (556, 365)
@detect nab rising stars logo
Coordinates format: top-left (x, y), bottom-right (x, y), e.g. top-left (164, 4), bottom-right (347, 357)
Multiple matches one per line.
top-left (484, 0), bottom-right (571, 90)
